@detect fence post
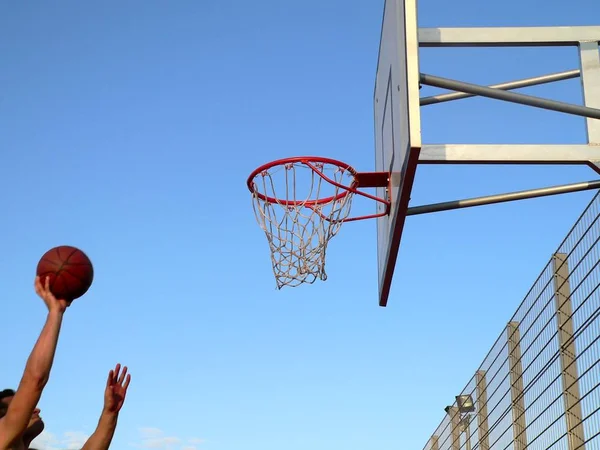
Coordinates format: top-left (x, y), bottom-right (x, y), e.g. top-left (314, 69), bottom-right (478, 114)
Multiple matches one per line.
top-left (446, 406), bottom-right (461, 450)
top-left (507, 321), bottom-right (527, 450)
top-left (553, 253), bottom-right (585, 450)
top-left (430, 435), bottom-right (439, 450)
top-left (476, 370), bottom-right (489, 450)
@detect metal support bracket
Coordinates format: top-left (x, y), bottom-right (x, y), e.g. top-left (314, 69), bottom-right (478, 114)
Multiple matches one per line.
top-left (420, 72), bottom-right (600, 119)
top-left (407, 179), bottom-right (600, 216)
top-left (355, 171), bottom-right (390, 188)
top-left (412, 26), bottom-right (600, 212)
top-left (420, 69), bottom-right (581, 106)
top-left (419, 144), bottom-right (600, 175)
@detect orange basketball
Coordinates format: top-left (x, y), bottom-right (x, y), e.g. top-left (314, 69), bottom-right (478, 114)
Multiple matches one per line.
top-left (36, 246), bottom-right (94, 302)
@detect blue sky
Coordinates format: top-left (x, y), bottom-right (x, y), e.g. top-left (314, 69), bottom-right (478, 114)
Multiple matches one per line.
top-left (1, 1), bottom-right (599, 450)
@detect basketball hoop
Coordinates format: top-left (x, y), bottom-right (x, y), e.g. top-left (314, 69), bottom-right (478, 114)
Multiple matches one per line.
top-left (247, 156), bottom-right (390, 288)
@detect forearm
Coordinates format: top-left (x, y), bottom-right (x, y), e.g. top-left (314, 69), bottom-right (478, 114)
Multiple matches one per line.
top-left (0, 310), bottom-right (64, 447)
top-left (21, 310), bottom-right (64, 387)
top-left (81, 410), bottom-right (119, 450)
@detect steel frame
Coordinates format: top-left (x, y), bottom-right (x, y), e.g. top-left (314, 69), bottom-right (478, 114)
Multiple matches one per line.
top-left (412, 26), bottom-right (600, 213)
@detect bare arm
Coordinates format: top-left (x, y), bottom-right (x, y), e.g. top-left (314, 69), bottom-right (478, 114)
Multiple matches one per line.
top-left (81, 365), bottom-right (131, 450)
top-left (0, 277), bottom-right (69, 449)
top-left (81, 410), bottom-right (119, 450)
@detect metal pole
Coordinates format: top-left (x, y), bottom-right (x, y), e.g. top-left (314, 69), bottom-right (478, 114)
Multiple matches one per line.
top-left (420, 69), bottom-right (580, 106)
top-left (445, 407), bottom-right (461, 450)
top-left (579, 41), bottom-right (600, 144)
top-left (476, 371), bottom-right (490, 450)
top-left (406, 180), bottom-right (600, 216)
top-left (507, 322), bottom-right (528, 450)
top-left (552, 254), bottom-right (586, 450)
top-left (420, 73), bottom-right (600, 119)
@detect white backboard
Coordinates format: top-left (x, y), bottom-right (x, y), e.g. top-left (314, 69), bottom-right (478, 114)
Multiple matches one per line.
top-left (374, 0), bottom-right (422, 307)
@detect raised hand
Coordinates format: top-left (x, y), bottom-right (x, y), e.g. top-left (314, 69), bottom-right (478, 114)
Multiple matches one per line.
top-left (34, 276), bottom-right (69, 313)
top-left (103, 364), bottom-right (131, 414)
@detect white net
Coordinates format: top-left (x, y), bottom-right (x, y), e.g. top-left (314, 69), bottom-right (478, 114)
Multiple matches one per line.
top-left (249, 160), bottom-right (357, 288)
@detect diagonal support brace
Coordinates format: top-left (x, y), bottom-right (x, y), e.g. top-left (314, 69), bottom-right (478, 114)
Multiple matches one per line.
top-left (420, 73), bottom-right (600, 119)
top-left (420, 69), bottom-right (581, 106)
top-left (407, 179), bottom-right (600, 216)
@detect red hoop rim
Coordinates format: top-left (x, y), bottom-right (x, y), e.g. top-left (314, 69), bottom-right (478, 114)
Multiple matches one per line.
top-left (247, 156), bottom-right (359, 206)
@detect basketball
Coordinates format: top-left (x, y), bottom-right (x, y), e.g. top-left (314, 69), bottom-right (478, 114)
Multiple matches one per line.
top-left (36, 246), bottom-right (94, 302)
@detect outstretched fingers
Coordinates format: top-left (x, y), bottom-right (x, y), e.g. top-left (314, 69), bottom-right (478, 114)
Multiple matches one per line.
top-left (117, 365), bottom-right (128, 386)
top-left (113, 364), bottom-right (122, 383)
top-left (123, 372), bottom-right (131, 391)
top-left (108, 363), bottom-right (130, 389)
top-left (106, 369), bottom-right (115, 387)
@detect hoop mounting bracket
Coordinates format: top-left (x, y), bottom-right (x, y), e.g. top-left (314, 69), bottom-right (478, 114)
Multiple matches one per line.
top-left (355, 171), bottom-right (390, 188)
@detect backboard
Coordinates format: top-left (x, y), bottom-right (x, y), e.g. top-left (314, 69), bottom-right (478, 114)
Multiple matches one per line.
top-left (374, 0), bottom-right (421, 307)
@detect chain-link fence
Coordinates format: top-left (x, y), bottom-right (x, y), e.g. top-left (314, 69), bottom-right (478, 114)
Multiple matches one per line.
top-left (422, 192), bottom-right (600, 450)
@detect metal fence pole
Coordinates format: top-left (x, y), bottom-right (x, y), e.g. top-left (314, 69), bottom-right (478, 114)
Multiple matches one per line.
top-left (507, 322), bottom-right (527, 450)
top-left (446, 406), bottom-right (461, 450)
top-left (476, 370), bottom-right (490, 450)
top-left (430, 435), bottom-right (439, 450)
top-left (553, 253), bottom-right (586, 450)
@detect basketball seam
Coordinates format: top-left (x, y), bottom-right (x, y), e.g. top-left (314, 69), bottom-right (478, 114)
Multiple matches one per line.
top-left (64, 248), bottom-right (92, 287)
top-left (40, 257), bottom-right (61, 267)
top-left (62, 267), bottom-right (92, 284)
top-left (63, 247), bottom-right (81, 265)
top-left (51, 247), bottom-right (82, 295)
top-left (38, 247), bottom-right (92, 301)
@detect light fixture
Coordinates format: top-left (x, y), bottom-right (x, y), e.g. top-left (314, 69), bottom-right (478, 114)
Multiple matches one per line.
top-left (456, 394), bottom-right (475, 414)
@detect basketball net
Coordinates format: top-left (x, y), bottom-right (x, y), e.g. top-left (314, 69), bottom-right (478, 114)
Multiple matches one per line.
top-left (249, 159), bottom-right (357, 288)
